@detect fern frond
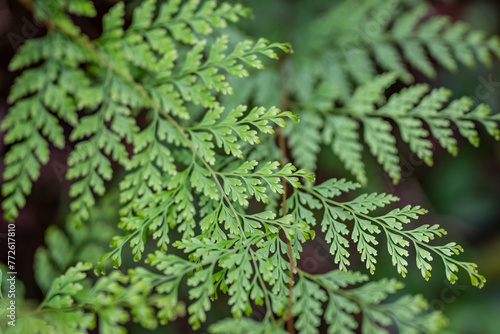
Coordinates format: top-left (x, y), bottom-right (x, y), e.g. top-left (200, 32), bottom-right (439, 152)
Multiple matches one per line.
top-left (187, 105), bottom-right (297, 164)
top-left (317, 73), bottom-right (500, 183)
top-left (98, 157), bottom-right (312, 271)
top-left (210, 317), bottom-right (288, 334)
top-left (288, 178), bottom-right (486, 287)
top-left (285, 109), bottom-right (323, 173)
top-left (118, 116), bottom-right (180, 215)
top-left (212, 270), bottom-right (447, 334)
top-left (67, 81), bottom-right (140, 225)
top-left (311, 1), bottom-right (500, 92)
top-left (217, 160), bottom-right (312, 206)
top-left (98, 1), bottom-right (289, 115)
top-left (310, 272), bottom-right (448, 334)
top-left (93, 1), bottom-right (291, 221)
top-left (2, 31), bottom-right (89, 220)
top-left (3, 0), bottom-right (289, 223)
top-left (142, 0), bottom-right (249, 44)
top-left (141, 217), bottom-right (309, 329)
top-left (3, 262), bottom-right (180, 333)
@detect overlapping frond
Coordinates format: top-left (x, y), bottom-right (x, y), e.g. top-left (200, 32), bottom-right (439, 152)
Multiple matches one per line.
top-left (307, 1), bottom-right (500, 97)
top-left (136, 217), bottom-right (312, 329)
top-left (2, 0), bottom-right (290, 223)
top-left (1, 31), bottom-right (90, 219)
top-left (0, 262), bottom-right (182, 333)
top-left (211, 271), bottom-right (447, 334)
top-left (290, 73), bottom-right (500, 183)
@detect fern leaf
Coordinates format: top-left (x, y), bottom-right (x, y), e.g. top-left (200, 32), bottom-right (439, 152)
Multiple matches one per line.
top-left (318, 74), bottom-right (500, 183)
top-left (2, 32), bottom-right (85, 220)
top-left (301, 1), bottom-right (500, 100)
top-left (288, 178), bottom-right (486, 286)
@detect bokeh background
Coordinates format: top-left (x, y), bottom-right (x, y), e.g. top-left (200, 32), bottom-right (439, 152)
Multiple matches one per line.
top-left (0, 0), bottom-right (499, 333)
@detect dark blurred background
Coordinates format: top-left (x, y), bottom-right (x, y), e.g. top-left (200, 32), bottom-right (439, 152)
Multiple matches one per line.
top-left (0, 0), bottom-right (499, 333)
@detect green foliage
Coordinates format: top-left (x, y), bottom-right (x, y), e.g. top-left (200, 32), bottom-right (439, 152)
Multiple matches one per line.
top-left (34, 191), bottom-right (120, 292)
top-left (302, 1), bottom-right (500, 94)
top-left (321, 73), bottom-right (500, 183)
top-left (1, 262), bottom-right (184, 333)
top-left (288, 82), bottom-right (500, 183)
top-left (288, 179), bottom-right (486, 287)
top-left (2, 0), bottom-right (499, 333)
top-left (291, 272), bottom-right (447, 334)
top-left (267, 0), bottom-right (500, 177)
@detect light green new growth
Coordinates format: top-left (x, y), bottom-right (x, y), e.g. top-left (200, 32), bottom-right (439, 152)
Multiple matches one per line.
top-left (1, 0), bottom-right (499, 333)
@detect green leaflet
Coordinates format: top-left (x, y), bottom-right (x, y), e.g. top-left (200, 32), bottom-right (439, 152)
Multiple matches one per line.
top-left (187, 105), bottom-right (298, 164)
top-left (311, 1), bottom-right (500, 89)
top-left (305, 73), bottom-right (499, 183)
top-left (288, 178), bottom-right (486, 287)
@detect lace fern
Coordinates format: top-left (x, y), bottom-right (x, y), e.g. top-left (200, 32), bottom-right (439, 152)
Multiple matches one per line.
top-left (1, 262), bottom-right (182, 333)
top-left (288, 178), bottom-right (486, 287)
top-left (287, 72), bottom-right (500, 183)
top-left (320, 73), bottom-right (500, 183)
top-left (307, 1), bottom-right (500, 94)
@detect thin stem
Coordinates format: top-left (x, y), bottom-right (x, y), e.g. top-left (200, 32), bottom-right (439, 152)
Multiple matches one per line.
top-left (279, 126), bottom-right (295, 334)
top-left (278, 59), bottom-right (295, 333)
